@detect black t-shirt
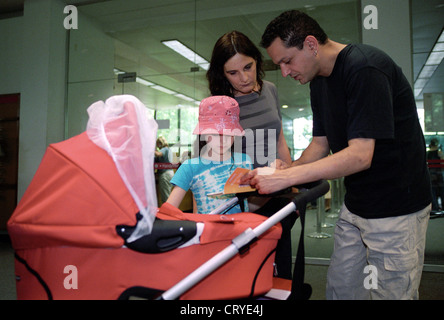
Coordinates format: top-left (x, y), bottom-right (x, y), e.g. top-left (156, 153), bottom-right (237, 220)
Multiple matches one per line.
top-left (310, 44), bottom-right (431, 219)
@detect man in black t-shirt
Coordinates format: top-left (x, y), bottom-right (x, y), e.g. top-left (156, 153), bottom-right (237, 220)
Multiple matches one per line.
top-left (241, 10), bottom-right (432, 299)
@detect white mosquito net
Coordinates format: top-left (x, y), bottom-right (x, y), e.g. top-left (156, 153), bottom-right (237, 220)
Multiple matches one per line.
top-left (86, 95), bottom-right (158, 242)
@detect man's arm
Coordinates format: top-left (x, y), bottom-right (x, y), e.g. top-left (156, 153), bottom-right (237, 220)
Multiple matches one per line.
top-left (244, 137), bottom-right (375, 194)
top-left (292, 136), bottom-right (331, 166)
top-left (272, 136), bottom-right (330, 169)
top-left (277, 123), bottom-right (292, 165)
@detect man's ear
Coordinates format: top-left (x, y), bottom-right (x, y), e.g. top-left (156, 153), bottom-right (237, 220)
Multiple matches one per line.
top-left (304, 35), bottom-right (318, 51)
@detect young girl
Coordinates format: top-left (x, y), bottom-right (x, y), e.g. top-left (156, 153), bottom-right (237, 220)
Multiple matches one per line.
top-left (167, 95), bottom-right (252, 214)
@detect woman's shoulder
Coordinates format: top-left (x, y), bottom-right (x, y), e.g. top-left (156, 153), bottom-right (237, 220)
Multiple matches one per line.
top-left (261, 80), bottom-right (278, 98)
top-left (262, 80), bottom-right (276, 89)
top-left (262, 80), bottom-right (278, 92)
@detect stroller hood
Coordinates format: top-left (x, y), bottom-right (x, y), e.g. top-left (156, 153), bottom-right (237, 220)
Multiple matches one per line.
top-left (8, 131), bottom-right (140, 250)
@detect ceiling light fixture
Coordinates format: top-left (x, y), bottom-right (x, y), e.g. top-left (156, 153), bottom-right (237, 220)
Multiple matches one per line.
top-left (151, 85), bottom-right (176, 95)
top-left (414, 28), bottom-right (444, 97)
top-left (135, 77), bottom-right (154, 87)
top-left (174, 93), bottom-right (195, 102)
top-left (114, 68), bottom-right (198, 105)
top-left (161, 39), bottom-right (210, 70)
top-left (113, 68), bottom-right (125, 75)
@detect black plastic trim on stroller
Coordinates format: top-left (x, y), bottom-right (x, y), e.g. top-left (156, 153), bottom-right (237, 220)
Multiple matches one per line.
top-left (117, 214), bottom-right (198, 253)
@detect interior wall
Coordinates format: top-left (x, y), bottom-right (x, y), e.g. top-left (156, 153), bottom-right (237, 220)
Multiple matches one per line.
top-left (66, 12), bottom-right (115, 138)
top-left (17, 0), bottom-right (67, 200)
top-left (361, 0), bottom-right (413, 85)
top-left (0, 17), bottom-right (22, 95)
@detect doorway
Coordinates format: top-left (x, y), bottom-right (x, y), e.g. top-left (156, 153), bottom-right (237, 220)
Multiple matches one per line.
top-left (0, 93), bottom-right (20, 231)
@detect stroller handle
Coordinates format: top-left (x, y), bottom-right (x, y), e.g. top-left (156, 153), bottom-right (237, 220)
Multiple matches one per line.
top-left (292, 180), bottom-right (330, 210)
top-left (239, 179), bottom-right (330, 203)
top-left (243, 179), bottom-right (329, 241)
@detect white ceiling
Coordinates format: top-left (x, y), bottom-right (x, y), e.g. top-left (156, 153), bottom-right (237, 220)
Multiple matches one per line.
top-left (1, 0), bottom-right (443, 120)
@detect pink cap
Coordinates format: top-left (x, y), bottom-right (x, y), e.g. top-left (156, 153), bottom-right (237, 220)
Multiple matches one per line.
top-left (193, 96), bottom-right (245, 136)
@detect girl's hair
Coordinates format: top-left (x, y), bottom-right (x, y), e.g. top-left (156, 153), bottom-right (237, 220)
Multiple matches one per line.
top-left (206, 31), bottom-right (265, 97)
top-left (260, 10), bottom-right (328, 49)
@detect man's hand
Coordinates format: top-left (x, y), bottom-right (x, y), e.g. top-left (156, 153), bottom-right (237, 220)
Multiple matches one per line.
top-left (240, 167), bottom-right (292, 194)
top-left (270, 159), bottom-right (291, 170)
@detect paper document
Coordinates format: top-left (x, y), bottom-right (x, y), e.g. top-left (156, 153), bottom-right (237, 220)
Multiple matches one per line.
top-left (207, 167), bottom-right (256, 197)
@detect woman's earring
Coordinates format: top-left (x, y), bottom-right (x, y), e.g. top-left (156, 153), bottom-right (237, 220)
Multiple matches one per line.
top-left (314, 50), bottom-right (318, 57)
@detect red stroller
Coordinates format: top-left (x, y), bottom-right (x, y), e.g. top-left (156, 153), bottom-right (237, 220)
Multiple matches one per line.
top-left (7, 95), bottom-right (328, 300)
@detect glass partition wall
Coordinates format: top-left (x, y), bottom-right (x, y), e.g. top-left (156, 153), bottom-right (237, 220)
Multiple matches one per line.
top-left (66, 0), bottom-right (443, 267)
top-left (67, 0), bottom-right (361, 155)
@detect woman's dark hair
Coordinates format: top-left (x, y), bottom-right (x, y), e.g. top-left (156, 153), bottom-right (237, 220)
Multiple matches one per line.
top-left (260, 10), bottom-right (328, 49)
top-left (206, 31), bottom-right (265, 97)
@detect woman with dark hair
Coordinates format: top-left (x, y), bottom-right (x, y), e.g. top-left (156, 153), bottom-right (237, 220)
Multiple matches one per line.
top-left (207, 31), bottom-right (291, 169)
top-left (207, 31), bottom-right (294, 279)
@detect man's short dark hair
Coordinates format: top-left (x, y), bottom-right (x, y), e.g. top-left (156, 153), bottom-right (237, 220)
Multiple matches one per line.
top-left (260, 10), bottom-right (328, 49)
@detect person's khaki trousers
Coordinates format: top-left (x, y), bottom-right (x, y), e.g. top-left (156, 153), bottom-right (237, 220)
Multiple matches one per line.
top-left (326, 203), bottom-right (430, 300)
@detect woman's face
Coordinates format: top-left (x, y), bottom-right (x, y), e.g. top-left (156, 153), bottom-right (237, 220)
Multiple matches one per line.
top-left (224, 53), bottom-right (258, 97)
top-left (204, 134), bottom-right (234, 159)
